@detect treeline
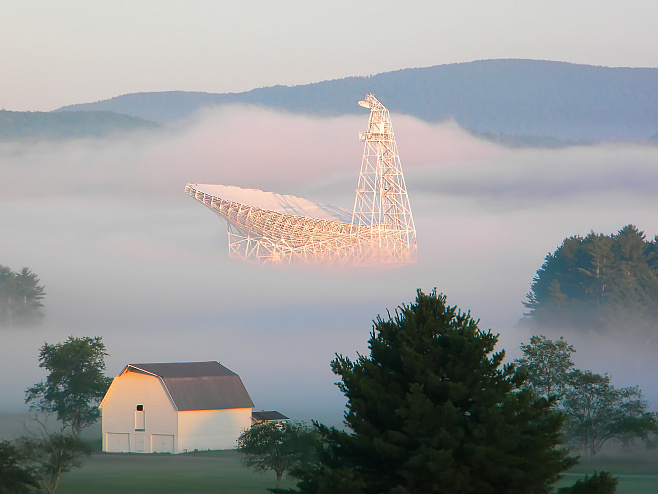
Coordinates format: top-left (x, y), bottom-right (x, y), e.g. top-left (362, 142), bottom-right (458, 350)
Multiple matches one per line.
top-left (0, 110), bottom-right (157, 140)
top-left (0, 266), bottom-right (45, 326)
top-left (524, 225), bottom-right (658, 333)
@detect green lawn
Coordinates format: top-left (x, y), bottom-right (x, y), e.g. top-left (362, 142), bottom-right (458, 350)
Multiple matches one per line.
top-left (5, 414), bottom-right (658, 494)
top-left (56, 448), bottom-right (658, 494)
top-left (0, 414), bottom-right (287, 494)
top-left (57, 450), bottom-right (293, 494)
top-left (554, 449), bottom-right (658, 494)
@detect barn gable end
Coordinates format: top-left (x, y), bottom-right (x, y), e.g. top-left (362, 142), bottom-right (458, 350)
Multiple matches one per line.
top-left (100, 361), bottom-right (253, 453)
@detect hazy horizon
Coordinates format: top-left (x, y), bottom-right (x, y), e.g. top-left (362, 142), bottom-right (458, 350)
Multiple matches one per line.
top-left (2, 106), bottom-right (658, 427)
top-left (4, 1), bottom-right (658, 111)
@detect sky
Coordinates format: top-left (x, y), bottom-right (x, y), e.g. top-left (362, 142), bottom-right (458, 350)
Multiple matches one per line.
top-left (2, 1), bottom-right (658, 428)
top-left (3, 1), bottom-right (658, 111)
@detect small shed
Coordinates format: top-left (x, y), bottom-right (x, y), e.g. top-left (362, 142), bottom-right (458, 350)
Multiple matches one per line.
top-left (100, 361), bottom-right (254, 453)
top-left (251, 410), bottom-right (290, 425)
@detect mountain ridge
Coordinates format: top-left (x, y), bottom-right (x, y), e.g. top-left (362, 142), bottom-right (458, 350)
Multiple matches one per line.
top-left (29, 59), bottom-right (658, 143)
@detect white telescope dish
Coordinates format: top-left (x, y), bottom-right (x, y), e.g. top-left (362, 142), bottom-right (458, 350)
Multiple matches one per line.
top-left (185, 93), bottom-right (416, 266)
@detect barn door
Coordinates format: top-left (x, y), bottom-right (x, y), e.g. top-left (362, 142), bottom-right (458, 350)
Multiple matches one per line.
top-left (150, 434), bottom-right (174, 453)
top-left (135, 432), bottom-right (145, 452)
top-left (105, 433), bottom-right (130, 453)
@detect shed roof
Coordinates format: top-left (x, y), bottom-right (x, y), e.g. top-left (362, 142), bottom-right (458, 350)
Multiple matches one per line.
top-left (127, 361), bottom-right (254, 412)
top-left (252, 411), bottom-right (289, 421)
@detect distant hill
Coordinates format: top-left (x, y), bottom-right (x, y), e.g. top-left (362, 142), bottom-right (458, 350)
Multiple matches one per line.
top-left (57, 59), bottom-right (658, 142)
top-left (0, 110), bottom-right (157, 140)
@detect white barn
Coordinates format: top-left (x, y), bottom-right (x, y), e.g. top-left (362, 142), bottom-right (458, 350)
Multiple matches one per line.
top-left (99, 361), bottom-right (254, 453)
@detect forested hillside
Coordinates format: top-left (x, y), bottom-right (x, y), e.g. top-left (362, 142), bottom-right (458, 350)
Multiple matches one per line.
top-left (0, 110), bottom-right (157, 140)
top-left (58, 59), bottom-right (658, 142)
top-left (524, 225), bottom-right (658, 334)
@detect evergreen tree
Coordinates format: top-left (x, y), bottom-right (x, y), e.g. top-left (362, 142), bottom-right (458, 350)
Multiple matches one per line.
top-left (298, 289), bottom-right (574, 494)
top-left (524, 225), bottom-right (658, 334)
top-left (0, 265), bottom-right (46, 326)
top-left (524, 236), bottom-right (586, 326)
top-left (12, 267), bottom-right (46, 325)
top-left (579, 232), bottom-right (613, 309)
top-left (0, 265), bottom-right (17, 325)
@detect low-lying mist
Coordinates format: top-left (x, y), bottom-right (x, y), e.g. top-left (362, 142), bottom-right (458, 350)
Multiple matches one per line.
top-left (2, 105), bottom-right (658, 427)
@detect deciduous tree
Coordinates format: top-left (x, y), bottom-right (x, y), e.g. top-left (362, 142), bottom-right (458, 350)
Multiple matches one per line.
top-left (515, 335), bottom-right (576, 401)
top-left (556, 471), bottom-right (618, 494)
top-left (16, 421), bottom-right (90, 494)
top-left (516, 335), bottom-right (658, 458)
top-left (25, 336), bottom-right (113, 436)
top-left (0, 440), bottom-right (39, 494)
top-left (238, 421), bottom-right (318, 490)
top-left (562, 370), bottom-right (658, 458)
top-left (297, 289), bottom-right (575, 494)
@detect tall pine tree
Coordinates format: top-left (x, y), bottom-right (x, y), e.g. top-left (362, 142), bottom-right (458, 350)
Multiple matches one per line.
top-left (0, 265), bottom-right (45, 326)
top-left (524, 225), bottom-right (658, 334)
top-left (297, 289), bottom-right (574, 494)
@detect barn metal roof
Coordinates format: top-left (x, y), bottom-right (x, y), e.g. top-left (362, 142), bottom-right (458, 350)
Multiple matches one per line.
top-left (128, 361), bottom-right (254, 411)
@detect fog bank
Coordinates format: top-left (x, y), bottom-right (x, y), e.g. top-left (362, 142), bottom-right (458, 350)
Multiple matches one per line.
top-left (2, 107), bottom-right (658, 425)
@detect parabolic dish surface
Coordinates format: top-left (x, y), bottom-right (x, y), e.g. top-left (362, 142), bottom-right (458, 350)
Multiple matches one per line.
top-left (190, 184), bottom-right (353, 224)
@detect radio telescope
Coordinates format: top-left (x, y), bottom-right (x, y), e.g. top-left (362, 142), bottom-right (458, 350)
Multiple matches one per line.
top-left (185, 93), bottom-right (416, 266)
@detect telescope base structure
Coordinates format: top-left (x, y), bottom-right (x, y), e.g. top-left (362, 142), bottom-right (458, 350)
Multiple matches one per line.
top-left (185, 184), bottom-right (416, 266)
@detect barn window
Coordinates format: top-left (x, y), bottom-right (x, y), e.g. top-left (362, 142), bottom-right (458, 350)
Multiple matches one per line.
top-left (135, 405), bottom-right (145, 431)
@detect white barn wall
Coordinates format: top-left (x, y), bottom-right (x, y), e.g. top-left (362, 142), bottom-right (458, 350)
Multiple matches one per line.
top-left (177, 408), bottom-right (252, 452)
top-left (101, 370), bottom-right (178, 453)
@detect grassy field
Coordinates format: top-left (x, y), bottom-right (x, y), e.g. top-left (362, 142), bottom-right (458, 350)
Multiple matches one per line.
top-left (54, 448), bottom-right (658, 494)
top-left (5, 414), bottom-right (658, 493)
top-left (0, 414), bottom-right (289, 493)
top-left (57, 450), bottom-right (294, 494)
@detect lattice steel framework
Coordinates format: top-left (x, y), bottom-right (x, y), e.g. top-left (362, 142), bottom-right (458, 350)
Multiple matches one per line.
top-left (352, 93), bottom-right (416, 260)
top-left (185, 93), bottom-right (416, 266)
